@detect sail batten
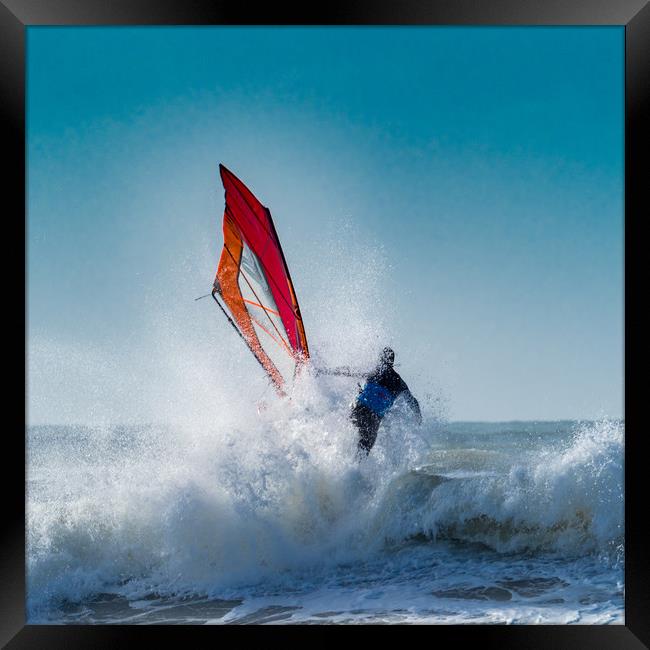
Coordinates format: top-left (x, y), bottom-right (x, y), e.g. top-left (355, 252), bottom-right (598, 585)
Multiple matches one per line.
top-left (212, 164), bottom-right (309, 393)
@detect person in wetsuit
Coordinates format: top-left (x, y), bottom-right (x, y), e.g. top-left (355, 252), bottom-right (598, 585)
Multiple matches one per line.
top-left (351, 347), bottom-right (422, 456)
top-left (317, 347), bottom-right (422, 457)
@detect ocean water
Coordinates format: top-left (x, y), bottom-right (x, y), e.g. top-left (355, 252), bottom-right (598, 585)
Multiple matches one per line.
top-left (27, 405), bottom-right (624, 624)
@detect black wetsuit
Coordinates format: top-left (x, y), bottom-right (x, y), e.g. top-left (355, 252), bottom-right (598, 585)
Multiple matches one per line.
top-left (350, 362), bottom-right (420, 456)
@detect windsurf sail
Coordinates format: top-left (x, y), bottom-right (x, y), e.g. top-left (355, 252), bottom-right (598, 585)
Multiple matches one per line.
top-left (212, 164), bottom-right (309, 394)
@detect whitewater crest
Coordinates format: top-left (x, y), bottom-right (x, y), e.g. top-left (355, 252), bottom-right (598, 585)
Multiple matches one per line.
top-left (375, 418), bottom-right (624, 558)
top-left (27, 386), bottom-right (623, 621)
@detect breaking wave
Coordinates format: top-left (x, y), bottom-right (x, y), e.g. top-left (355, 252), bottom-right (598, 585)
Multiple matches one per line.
top-left (27, 402), bottom-right (623, 620)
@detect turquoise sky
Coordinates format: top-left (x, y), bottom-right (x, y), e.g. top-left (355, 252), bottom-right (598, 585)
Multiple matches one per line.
top-left (27, 27), bottom-right (624, 423)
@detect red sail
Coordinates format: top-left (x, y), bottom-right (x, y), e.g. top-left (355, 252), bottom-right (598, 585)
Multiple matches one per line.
top-left (213, 164), bottom-right (309, 392)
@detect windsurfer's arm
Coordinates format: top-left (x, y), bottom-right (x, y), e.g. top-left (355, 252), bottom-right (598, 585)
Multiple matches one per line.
top-left (403, 389), bottom-right (423, 425)
top-left (315, 366), bottom-right (367, 378)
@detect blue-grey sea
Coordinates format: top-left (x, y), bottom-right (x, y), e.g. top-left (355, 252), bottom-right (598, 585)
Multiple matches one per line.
top-left (27, 415), bottom-right (623, 624)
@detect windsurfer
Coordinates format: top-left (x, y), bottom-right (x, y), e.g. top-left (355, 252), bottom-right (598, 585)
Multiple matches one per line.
top-left (317, 347), bottom-right (422, 457)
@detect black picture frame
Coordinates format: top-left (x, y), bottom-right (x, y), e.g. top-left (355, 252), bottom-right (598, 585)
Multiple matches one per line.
top-left (4, 0), bottom-right (647, 646)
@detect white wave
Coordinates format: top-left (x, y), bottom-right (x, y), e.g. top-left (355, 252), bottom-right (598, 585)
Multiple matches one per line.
top-left (372, 418), bottom-right (624, 557)
top-left (27, 414), bottom-right (623, 621)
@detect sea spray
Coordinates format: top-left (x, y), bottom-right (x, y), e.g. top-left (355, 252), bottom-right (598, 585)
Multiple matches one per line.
top-left (27, 414), bottom-right (623, 623)
top-left (27, 222), bottom-right (622, 623)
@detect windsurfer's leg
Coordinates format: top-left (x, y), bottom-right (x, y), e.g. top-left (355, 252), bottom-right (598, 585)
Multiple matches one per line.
top-left (351, 404), bottom-right (380, 457)
top-left (357, 426), bottom-right (378, 455)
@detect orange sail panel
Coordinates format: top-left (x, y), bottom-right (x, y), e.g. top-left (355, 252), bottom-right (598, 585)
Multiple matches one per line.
top-left (213, 164), bottom-right (309, 391)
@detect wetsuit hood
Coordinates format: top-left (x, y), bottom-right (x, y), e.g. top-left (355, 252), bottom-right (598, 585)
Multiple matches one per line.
top-left (380, 347), bottom-right (395, 367)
